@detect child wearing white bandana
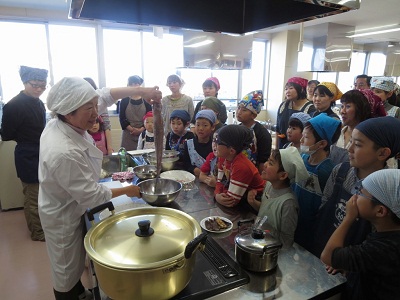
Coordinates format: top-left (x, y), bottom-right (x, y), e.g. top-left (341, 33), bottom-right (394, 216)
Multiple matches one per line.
top-left (321, 169), bottom-right (400, 300)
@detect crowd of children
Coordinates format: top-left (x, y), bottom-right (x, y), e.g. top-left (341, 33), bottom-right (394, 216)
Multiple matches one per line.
top-left (87, 73), bottom-right (400, 299)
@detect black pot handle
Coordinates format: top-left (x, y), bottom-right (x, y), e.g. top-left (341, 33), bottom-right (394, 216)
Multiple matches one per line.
top-left (237, 218), bottom-right (254, 228)
top-left (184, 232), bottom-right (208, 259)
top-left (87, 202), bottom-right (115, 223)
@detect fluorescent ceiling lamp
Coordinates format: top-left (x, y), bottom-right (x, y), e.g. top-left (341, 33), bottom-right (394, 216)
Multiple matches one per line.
top-left (184, 39), bottom-right (214, 48)
top-left (325, 48), bottom-right (352, 53)
top-left (195, 59), bottom-right (212, 63)
top-left (347, 27), bottom-right (400, 38)
top-left (222, 54), bottom-right (236, 57)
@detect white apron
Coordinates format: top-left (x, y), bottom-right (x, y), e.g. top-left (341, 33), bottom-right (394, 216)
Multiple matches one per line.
top-left (38, 119), bottom-right (112, 292)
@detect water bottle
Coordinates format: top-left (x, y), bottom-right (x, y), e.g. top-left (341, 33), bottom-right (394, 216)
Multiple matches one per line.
top-left (118, 147), bottom-right (127, 171)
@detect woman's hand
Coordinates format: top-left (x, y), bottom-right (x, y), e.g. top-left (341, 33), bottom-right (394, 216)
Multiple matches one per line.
top-left (215, 193), bottom-right (235, 207)
top-left (130, 127), bottom-right (142, 136)
top-left (142, 86), bottom-right (162, 104)
top-left (111, 185), bottom-right (141, 199)
top-left (124, 185), bottom-right (141, 198)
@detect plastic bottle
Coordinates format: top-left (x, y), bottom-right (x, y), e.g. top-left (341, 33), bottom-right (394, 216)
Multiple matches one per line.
top-left (118, 147), bottom-right (127, 171)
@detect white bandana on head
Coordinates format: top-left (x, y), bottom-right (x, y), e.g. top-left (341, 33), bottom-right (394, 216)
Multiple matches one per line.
top-left (279, 146), bottom-right (309, 184)
top-left (362, 169), bottom-right (400, 219)
top-left (46, 77), bottom-right (99, 116)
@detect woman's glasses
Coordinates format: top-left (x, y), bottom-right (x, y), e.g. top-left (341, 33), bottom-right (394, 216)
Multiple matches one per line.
top-left (28, 82), bottom-right (47, 90)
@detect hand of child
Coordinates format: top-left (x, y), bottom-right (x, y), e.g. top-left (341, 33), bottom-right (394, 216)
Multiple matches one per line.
top-left (204, 175), bottom-right (216, 187)
top-left (345, 195), bottom-right (359, 221)
top-left (247, 189), bottom-right (257, 206)
top-left (215, 193), bottom-right (235, 207)
top-left (325, 265), bottom-right (344, 275)
top-left (193, 168), bottom-right (201, 177)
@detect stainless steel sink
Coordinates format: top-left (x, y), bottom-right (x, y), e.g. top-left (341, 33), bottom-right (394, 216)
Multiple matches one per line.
top-left (101, 155), bottom-right (137, 177)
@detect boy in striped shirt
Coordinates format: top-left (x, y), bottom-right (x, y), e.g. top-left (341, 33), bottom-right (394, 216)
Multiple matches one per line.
top-left (214, 125), bottom-right (265, 208)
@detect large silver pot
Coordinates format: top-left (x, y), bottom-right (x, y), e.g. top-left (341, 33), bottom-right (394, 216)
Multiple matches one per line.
top-left (85, 202), bottom-right (207, 300)
top-left (235, 220), bottom-right (282, 272)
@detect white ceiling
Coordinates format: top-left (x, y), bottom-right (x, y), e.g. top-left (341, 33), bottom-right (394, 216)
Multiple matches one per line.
top-left (0, 0), bottom-right (399, 45)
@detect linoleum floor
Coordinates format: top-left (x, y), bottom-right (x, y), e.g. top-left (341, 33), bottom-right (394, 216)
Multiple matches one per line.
top-left (0, 208), bottom-right (92, 300)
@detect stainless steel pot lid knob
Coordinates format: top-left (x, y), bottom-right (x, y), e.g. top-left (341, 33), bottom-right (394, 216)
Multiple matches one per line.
top-left (135, 220), bottom-right (154, 237)
top-left (251, 229), bottom-right (264, 239)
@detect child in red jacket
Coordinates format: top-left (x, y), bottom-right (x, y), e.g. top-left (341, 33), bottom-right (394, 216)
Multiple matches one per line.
top-left (214, 125), bottom-right (265, 208)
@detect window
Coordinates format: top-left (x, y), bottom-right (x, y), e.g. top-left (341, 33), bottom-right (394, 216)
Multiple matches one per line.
top-left (367, 52), bottom-right (386, 76)
top-left (337, 52), bottom-right (366, 92)
top-left (241, 41), bottom-right (267, 100)
top-left (142, 32), bottom-right (183, 96)
top-left (0, 21), bottom-right (49, 102)
top-left (48, 24), bottom-right (98, 83)
top-left (103, 29), bottom-right (142, 87)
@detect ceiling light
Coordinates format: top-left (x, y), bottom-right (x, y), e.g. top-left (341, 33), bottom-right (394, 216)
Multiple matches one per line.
top-left (347, 26), bottom-right (400, 38)
top-left (195, 59), bottom-right (212, 63)
top-left (184, 39), bottom-right (214, 48)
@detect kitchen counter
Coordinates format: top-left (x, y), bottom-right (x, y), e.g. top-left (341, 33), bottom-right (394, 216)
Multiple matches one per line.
top-left (109, 177), bottom-right (346, 300)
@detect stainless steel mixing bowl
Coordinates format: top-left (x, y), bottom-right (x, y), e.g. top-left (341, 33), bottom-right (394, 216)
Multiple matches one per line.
top-left (133, 165), bottom-right (157, 180)
top-left (146, 150), bottom-right (180, 172)
top-left (138, 178), bottom-right (182, 206)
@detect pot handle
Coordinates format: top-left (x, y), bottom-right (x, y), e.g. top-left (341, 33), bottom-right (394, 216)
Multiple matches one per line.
top-left (87, 202), bottom-right (115, 225)
top-left (237, 218), bottom-right (254, 234)
top-left (184, 232), bottom-right (208, 259)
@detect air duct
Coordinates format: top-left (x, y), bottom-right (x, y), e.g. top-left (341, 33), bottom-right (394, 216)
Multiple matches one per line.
top-left (297, 23), bottom-right (355, 72)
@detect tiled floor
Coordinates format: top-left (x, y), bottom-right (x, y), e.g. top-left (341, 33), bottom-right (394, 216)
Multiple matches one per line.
top-left (0, 208), bottom-right (92, 300)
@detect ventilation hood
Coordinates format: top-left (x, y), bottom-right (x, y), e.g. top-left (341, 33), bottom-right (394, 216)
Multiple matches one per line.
top-left (69, 0), bottom-right (359, 35)
top-left (297, 23), bottom-right (355, 72)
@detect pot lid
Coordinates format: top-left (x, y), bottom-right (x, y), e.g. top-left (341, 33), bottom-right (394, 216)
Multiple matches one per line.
top-left (84, 207), bottom-right (201, 270)
top-left (235, 230), bottom-right (282, 254)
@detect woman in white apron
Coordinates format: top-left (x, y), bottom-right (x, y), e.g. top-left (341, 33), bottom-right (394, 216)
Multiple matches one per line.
top-left (38, 77), bottom-right (161, 299)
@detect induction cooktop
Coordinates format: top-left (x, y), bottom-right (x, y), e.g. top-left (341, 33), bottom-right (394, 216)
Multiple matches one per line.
top-left (92, 236), bottom-right (249, 300)
top-left (172, 236), bottom-right (249, 300)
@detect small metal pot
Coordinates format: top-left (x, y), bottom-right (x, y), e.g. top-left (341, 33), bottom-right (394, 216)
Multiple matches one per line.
top-left (85, 203), bottom-right (207, 300)
top-left (235, 220), bottom-right (282, 272)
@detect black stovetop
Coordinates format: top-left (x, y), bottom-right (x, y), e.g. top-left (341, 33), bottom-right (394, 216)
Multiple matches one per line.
top-left (92, 235), bottom-right (249, 300)
top-left (172, 236), bottom-right (249, 300)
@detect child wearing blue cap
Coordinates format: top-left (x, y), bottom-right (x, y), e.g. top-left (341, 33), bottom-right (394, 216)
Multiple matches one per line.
top-left (293, 113), bottom-right (342, 252)
top-left (165, 110), bottom-right (194, 161)
top-left (182, 110), bottom-right (216, 175)
top-left (284, 112), bottom-right (311, 150)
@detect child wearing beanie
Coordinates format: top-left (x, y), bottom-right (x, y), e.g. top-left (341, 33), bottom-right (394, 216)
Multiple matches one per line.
top-left (214, 125), bottom-right (265, 208)
top-left (182, 110), bottom-right (216, 175)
